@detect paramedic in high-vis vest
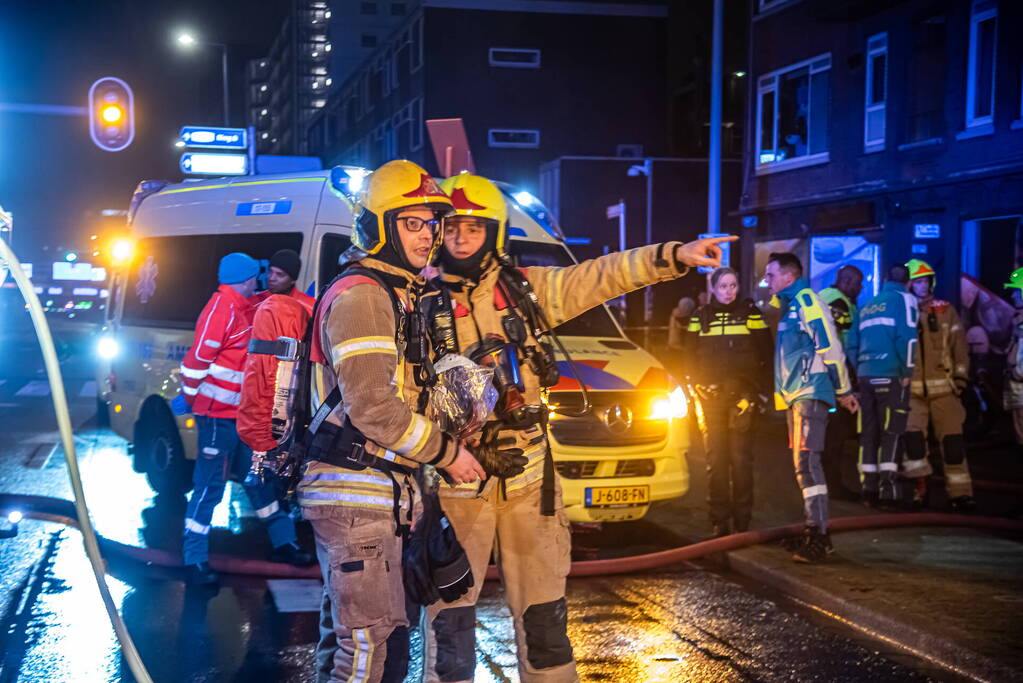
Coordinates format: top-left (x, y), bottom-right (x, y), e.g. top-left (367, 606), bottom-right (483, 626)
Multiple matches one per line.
top-left (902, 259), bottom-right (975, 512)
top-left (423, 172), bottom-right (736, 683)
top-left (297, 160), bottom-right (486, 683)
top-left (179, 252), bottom-right (311, 586)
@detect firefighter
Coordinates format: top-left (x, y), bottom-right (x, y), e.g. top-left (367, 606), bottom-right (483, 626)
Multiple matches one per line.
top-left (179, 252), bottom-right (312, 586)
top-left (845, 265), bottom-right (917, 508)
top-left (819, 265), bottom-right (864, 501)
top-left (423, 172), bottom-right (734, 683)
top-left (296, 160), bottom-right (486, 683)
top-left (903, 259), bottom-right (975, 511)
top-left (681, 267), bottom-right (772, 537)
top-left (765, 252), bottom-right (858, 563)
top-left (1005, 267), bottom-right (1023, 452)
top-left (237, 250), bottom-right (315, 474)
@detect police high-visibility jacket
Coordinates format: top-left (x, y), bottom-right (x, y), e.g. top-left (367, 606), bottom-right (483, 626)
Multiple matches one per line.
top-left (911, 297), bottom-right (969, 399)
top-left (845, 281), bottom-right (918, 379)
top-left (297, 257), bottom-right (458, 513)
top-left (434, 243), bottom-right (691, 498)
top-left (681, 297), bottom-right (773, 396)
top-left (179, 284), bottom-right (255, 418)
top-left (774, 277), bottom-right (852, 409)
top-left (237, 287), bottom-right (315, 452)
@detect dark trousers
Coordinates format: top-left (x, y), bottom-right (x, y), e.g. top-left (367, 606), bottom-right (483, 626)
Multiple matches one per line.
top-left (787, 399), bottom-right (830, 532)
top-left (698, 395), bottom-right (754, 528)
top-left (857, 377), bottom-right (910, 501)
top-left (822, 404), bottom-right (857, 497)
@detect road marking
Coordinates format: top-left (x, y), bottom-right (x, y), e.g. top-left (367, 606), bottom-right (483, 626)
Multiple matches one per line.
top-left (15, 380), bottom-right (51, 397)
top-left (24, 442), bottom-right (56, 469)
top-left (79, 380), bottom-right (97, 398)
top-left (266, 579), bottom-right (323, 613)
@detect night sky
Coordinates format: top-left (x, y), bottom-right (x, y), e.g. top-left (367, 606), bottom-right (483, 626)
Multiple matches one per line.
top-left (0, 0), bottom-right (288, 258)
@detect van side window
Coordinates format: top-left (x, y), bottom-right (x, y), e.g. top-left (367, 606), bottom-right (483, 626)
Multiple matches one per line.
top-left (318, 233), bottom-right (352, 294)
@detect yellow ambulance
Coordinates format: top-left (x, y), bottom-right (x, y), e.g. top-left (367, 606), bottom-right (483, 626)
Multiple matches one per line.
top-left (98, 168), bottom-right (689, 522)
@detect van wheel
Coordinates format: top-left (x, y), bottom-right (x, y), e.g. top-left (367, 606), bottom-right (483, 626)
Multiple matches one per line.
top-left (135, 405), bottom-right (193, 497)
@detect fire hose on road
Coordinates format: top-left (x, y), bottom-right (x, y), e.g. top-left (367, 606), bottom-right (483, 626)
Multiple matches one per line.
top-left (2, 491), bottom-right (1022, 581)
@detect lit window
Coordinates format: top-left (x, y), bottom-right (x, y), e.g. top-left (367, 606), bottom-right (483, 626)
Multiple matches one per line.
top-left (488, 129), bottom-right (540, 149)
top-left (325, 43), bottom-right (332, 52)
top-left (260, 84), bottom-right (268, 92)
top-left (864, 33), bottom-right (887, 152)
top-left (261, 132), bottom-right (269, 139)
top-left (326, 77), bottom-right (333, 86)
top-left (965, 0), bottom-right (997, 130)
top-left (488, 48), bottom-right (541, 69)
top-left (261, 108), bottom-right (268, 115)
top-left (325, 10), bottom-right (331, 19)
top-left (756, 54), bottom-right (831, 174)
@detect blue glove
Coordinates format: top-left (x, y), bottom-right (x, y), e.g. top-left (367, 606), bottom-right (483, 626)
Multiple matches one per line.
top-left (171, 393), bottom-right (191, 416)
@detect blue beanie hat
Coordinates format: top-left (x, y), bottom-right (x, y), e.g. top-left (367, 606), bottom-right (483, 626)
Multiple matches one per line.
top-left (218, 252), bottom-right (259, 284)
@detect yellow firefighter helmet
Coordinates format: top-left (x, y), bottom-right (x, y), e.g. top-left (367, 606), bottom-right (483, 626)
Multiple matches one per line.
top-left (905, 259), bottom-right (936, 280)
top-left (439, 172), bottom-right (509, 255)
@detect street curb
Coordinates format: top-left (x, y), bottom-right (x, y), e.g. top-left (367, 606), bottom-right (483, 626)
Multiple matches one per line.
top-left (725, 547), bottom-right (1017, 683)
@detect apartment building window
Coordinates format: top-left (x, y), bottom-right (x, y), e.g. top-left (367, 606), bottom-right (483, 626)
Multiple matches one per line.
top-left (361, 2), bottom-right (378, 14)
top-left (489, 48), bottom-right (541, 69)
top-left (965, 0), bottom-right (997, 130)
top-left (488, 129), bottom-right (540, 149)
top-left (756, 54), bottom-right (831, 174)
top-left (864, 33), bottom-right (887, 152)
top-left (392, 98), bottom-right (423, 153)
top-left (905, 13), bottom-right (946, 145)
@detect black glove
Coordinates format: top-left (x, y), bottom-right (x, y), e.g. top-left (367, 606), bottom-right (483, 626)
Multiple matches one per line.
top-left (471, 422), bottom-right (527, 479)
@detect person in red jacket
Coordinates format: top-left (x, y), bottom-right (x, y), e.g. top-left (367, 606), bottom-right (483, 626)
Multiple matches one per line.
top-left (179, 252), bottom-right (312, 585)
top-left (237, 249), bottom-right (315, 460)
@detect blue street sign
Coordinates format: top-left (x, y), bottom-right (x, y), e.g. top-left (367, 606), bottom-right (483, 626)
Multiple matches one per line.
top-left (697, 232), bottom-right (731, 274)
top-left (913, 223), bottom-right (941, 239)
top-left (180, 152), bottom-right (248, 176)
top-left (179, 126), bottom-right (247, 150)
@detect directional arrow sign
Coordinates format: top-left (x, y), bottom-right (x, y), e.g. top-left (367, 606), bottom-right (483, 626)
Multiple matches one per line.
top-left (179, 125), bottom-right (247, 150)
top-left (180, 152), bottom-right (248, 176)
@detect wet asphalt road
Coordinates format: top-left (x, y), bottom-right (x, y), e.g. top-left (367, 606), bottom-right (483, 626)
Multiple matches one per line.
top-left (0, 326), bottom-right (956, 682)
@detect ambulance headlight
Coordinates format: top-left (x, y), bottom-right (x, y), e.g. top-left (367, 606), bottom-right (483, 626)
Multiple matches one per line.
top-left (7, 510), bottom-right (23, 524)
top-left (97, 335), bottom-right (120, 360)
top-left (650, 386), bottom-right (688, 420)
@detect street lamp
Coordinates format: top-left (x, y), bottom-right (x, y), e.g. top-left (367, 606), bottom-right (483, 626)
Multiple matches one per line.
top-left (174, 30), bottom-right (230, 127)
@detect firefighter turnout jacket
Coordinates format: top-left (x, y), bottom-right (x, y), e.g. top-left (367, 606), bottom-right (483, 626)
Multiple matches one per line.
top-left (845, 281), bottom-right (918, 380)
top-left (179, 284), bottom-right (255, 418)
top-left (237, 287), bottom-right (315, 452)
top-left (912, 297), bottom-right (969, 398)
top-left (434, 243), bottom-right (691, 498)
top-left (296, 257), bottom-right (458, 513)
top-left (774, 277), bottom-right (853, 409)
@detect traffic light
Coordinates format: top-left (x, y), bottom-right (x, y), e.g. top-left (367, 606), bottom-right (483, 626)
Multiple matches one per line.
top-left (89, 77), bottom-right (135, 152)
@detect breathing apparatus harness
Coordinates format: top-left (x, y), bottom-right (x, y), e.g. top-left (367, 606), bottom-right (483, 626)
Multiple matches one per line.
top-left (426, 253), bottom-right (592, 515)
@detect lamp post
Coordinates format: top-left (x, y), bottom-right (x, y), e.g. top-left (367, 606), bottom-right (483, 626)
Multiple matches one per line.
top-left (175, 31), bottom-right (230, 127)
top-left (628, 159), bottom-right (654, 322)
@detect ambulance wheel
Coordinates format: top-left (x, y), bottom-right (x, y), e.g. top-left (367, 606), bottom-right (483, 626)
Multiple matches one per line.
top-left (135, 403), bottom-right (193, 497)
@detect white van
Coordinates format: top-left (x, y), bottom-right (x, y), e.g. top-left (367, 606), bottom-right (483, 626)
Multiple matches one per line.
top-left (99, 168), bottom-right (689, 522)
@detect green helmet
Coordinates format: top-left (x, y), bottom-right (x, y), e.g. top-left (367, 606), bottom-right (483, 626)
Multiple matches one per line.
top-left (1006, 266), bottom-right (1023, 291)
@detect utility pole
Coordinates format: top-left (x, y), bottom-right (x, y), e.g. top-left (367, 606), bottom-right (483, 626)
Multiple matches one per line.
top-left (708, 0), bottom-right (723, 234)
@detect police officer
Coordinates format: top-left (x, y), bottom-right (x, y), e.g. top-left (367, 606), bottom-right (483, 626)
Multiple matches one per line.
top-left (296, 160), bottom-right (486, 683)
top-left (820, 265), bottom-right (864, 500)
top-left (423, 172), bottom-right (734, 682)
top-left (179, 252), bottom-right (312, 586)
top-left (682, 267), bottom-right (772, 537)
top-left (902, 259), bottom-right (975, 511)
top-left (845, 265), bottom-right (917, 508)
top-left (765, 253), bottom-right (858, 563)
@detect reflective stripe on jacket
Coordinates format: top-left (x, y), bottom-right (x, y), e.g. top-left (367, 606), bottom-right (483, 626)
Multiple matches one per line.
top-left (436, 242), bottom-right (688, 497)
top-left (911, 298), bottom-right (969, 398)
top-left (180, 284), bottom-right (254, 418)
top-left (681, 298), bottom-right (773, 395)
top-left (774, 278), bottom-right (852, 409)
top-left (297, 257), bottom-right (456, 512)
top-left (845, 282), bottom-right (918, 379)
top-left (819, 287), bottom-right (857, 347)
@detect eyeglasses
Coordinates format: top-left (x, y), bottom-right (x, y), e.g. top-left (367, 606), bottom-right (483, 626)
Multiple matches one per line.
top-left (396, 215), bottom-right (440, 233)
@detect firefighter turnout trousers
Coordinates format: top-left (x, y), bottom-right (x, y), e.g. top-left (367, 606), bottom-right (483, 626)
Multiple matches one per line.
top-left (425, 479), bottom-right (575, 683)
top-left (182, 415), bottom-right (297, 566)
top-left (309, 506), bottom-right (413, 683)
top-left (786, 400), bottom-right (831, 532)
top-left (857, 377), bottom-right (910, 501)
top-left (904, 393), bottom-right (973, 498)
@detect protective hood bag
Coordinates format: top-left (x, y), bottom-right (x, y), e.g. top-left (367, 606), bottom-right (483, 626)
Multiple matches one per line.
top-left (403, 484), bottom-right (474, 606)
